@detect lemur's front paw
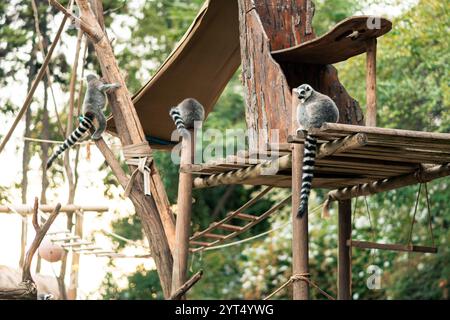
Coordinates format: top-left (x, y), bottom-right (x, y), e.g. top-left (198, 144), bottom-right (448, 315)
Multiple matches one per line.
top-left (91, 133), bottom-right (102, 140)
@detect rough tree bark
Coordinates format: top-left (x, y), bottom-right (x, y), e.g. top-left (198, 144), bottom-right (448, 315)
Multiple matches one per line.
top-left (237, 0), bottom-right (363, 150)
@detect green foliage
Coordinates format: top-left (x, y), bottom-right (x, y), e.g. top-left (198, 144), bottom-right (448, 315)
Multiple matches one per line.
top-left (100, 264), bottom-right (164, 300)
top-left (312, 0), bottom-right (363, 36)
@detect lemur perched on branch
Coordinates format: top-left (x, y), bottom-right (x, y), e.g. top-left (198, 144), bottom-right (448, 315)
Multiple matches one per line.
top-left (294, 84), bottom-right (339, 218)
top-left (169, 98), bottom-right (205, 136)
top-left (46, 74), bottom-right (120, 169)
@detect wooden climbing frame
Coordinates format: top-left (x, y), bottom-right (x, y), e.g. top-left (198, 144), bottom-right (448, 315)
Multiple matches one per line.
top-left (189, 186), bottom-right (291, 252)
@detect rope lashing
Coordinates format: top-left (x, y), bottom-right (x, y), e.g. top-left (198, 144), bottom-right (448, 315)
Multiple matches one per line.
top-left (123, 142), bottom-right (153, 197)
top-left (264, 273), bottom-right (335, 300)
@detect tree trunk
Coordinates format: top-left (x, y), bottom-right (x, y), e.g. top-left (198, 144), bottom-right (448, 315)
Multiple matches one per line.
top-left (20, 43), bottom-right (37, 269)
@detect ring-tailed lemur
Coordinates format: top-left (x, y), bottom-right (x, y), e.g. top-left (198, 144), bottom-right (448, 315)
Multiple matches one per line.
top-left (46, 74), bottom-right (120, 169)
top-left (294, 84), bottom-right (339, 218)
top-left (169, 98), bottom-right (205, 136)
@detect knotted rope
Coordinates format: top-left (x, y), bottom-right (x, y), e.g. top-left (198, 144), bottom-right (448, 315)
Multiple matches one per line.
top-left (263, 273), bottom-right (335, 300)
top-left (123, 142), bottom-right (153, 197)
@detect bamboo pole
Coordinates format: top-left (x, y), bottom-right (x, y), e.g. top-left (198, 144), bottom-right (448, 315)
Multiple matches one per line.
top-left (338, 200), bottom-right (352, 300)
top-left (326, 164), bottom-right (450, 201)
top-left (291, 90), bottom-right (309, 300)
top-left (0, 6), bottom-right (69, 154)
top-left (171, 130), bottom-right (195, 298)
top-left (366, 38), bottom-right (377, 127)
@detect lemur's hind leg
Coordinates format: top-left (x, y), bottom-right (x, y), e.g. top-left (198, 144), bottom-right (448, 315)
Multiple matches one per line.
top-left (91, 111), bottom-right (107, 140)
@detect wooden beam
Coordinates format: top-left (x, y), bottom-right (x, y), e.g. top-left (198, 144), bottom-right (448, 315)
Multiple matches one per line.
top-left (50, 0), bottom-right (175, 298)
top-left (0, 204), bottom-right (108, 214)
top-left (171, 130), bottom-right (195, 298)
top-left (67, 212), bottom-right (83, 300)
top-left (338, 200), bottom-right (352, 300)
top-left (313, 122), bottom-right (450, 141)
top-left (291, 89), bottom-right (309, 300)
top-left (365, 38), bottom-right (377, 127)
top-left (348, 240), bottom-right (438, 254)
top-left (326, 163), bottom-right (450, 201)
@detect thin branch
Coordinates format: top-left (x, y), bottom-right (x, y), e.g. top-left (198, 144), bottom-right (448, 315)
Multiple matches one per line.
top-left (23, 198), bottom-right (61, 282)
top-left (31, 0), bottom-right (65, 137)
top-left (0, 198), bottom-right (61, 299)
top-left (0, 5), bottom-right (69, 154)
top-left (168, 270), bottom-right (203, 300)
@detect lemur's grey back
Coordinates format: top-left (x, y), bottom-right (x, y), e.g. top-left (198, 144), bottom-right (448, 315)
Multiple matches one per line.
top-left (178, 98), bottom-right (205, 128)
top-left (169, 98), bottom-right (205, 136)
top-left (297, 90), bottom-right (339, 130)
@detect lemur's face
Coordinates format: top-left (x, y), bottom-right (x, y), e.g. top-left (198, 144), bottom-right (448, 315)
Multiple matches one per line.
top-left (293, 84), bottom-right (313, 102)
top-left (86, 74), bottom-right (97, 82)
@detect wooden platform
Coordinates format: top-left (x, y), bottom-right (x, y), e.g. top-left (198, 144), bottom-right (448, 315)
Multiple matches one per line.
top-left (271, 16), bottom-right (392, 64)
top-left (185, 124), bottom-right (450, 190)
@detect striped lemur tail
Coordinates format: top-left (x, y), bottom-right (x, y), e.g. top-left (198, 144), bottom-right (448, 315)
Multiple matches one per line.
top-left (297, 134), bottom-right (318, 218)
top-left (46, 115), bottom-right (94, 170)
top-left (169, 107), bottom-right (186, 135)
top-left (169, 98), bottom-right (205, 136)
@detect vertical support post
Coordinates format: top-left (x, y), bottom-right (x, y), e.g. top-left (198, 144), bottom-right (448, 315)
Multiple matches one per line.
top-left (68, 211), bottom-right (83, 300)
top-left (366, 38), bottom-right (377, 127)
top-left (291, 90), bottom-right (309, 300)
top-left (338, 200), bottom-right (352, 300)
top-left (19, 214), bottom-right (28, 268)
top-left (171, 129), bottom-right (195, 298)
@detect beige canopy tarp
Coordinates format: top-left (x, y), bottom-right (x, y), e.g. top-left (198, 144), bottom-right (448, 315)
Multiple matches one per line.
top-left (107, 0), bottom-right (240, 149)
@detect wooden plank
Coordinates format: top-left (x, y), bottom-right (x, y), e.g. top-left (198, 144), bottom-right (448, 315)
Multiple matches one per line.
top-left (348, 240), bottom-right (438, 253)
top-left (272, 16), bottom-right (392, 64)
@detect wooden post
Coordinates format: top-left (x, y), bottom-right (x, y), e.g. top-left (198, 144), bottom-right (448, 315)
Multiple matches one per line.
top-left (171, 129), bottom-right (195, 298)
top-left (338, 200), bottom-right (352, 300)
top-left (366, 38), bottom-right (377, 127)
top-left (291, 90), bottom-right (309, 300)
top-left (67, 211), bottom-right (83, 300)
top-left (19, 214), bottom-right (28, 268)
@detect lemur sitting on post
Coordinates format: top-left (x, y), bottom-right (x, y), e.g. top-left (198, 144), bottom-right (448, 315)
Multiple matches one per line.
top-left (46, 74), bottom-right (120, 169)
top-left (169, 98), bottom-right (205, 137)
top-left (294, 84), bottom-right (339, 218)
